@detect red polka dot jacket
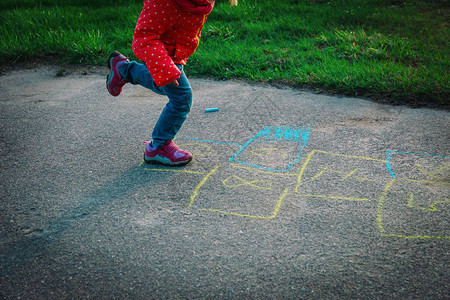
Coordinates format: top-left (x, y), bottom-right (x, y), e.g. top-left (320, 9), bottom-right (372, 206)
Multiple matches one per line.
top-left (132, 0), bottom-right (214, 86)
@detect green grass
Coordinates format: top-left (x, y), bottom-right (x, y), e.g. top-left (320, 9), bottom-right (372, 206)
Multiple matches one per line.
top-left (1, 0), bottom-right (448, 106)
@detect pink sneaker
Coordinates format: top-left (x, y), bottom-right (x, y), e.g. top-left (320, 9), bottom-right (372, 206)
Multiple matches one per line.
top-left (106, 51), bottom-right (129, 96)
top-left (144, 141), bottom-right (193, 166)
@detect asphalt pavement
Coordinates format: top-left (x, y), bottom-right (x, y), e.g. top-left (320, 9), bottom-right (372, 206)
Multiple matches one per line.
top-left (1, 65), bottom-right (449, 299)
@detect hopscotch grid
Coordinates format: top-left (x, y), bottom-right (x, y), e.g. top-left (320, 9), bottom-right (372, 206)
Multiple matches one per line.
top-left (140, 133), bottom-right (449, 240)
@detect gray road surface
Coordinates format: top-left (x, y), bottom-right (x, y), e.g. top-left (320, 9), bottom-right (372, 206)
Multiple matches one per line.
top-left (1, 66), bottom-right (449, 299)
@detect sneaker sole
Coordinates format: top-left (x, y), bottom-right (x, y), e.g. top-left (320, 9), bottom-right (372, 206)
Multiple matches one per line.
top-left (106, 57), bottom-right (117, 96)
top-left (144, 154), bottom-right (192, 166)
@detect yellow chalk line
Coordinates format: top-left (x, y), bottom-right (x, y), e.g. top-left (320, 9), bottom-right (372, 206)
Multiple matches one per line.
top-left (416, 164), bottom-right (449, 180)
top-left (407, 195), bottom-right (449, 212)
top-left (200, 188), bottom-right (289, 219)
top-left (296, 194), bottom-right (370, 201)
top-left (138, 160), bottom-right (205, 174)
top-left (141, 168), bottom-right (205, 174)
top-left (384, 233), bottom-right (450, 239)
top-left (223, 175), bottom-right (273, 190)
top-left (296, 150), bottom-right (388, 192)
top-left (376, 179), bottom-right (449, 239)
top-left (189, 165), bottom-right (221, 207)
top-left (401, 178), bottom-right (450, 185)
top-left (230, 163), bottom-right (298, 176)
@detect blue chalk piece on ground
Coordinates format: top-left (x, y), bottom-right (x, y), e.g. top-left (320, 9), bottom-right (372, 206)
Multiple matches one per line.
top-left (205, 108), bottom-right (220, 113)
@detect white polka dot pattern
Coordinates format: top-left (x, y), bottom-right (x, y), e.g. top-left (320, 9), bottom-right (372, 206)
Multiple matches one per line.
top-left (132, 0), bottom-right (209, 86)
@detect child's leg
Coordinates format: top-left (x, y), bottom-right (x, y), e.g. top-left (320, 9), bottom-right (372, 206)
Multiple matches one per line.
top-left (151, 65), bottom-right (192, 148)
top-left (119, 61), bottom-right (192, 148)
top-left (119, 61), bottom-right (166, 96)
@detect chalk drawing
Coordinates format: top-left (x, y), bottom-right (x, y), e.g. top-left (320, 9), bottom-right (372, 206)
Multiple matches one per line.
top-left (377, 151), bottom-right (449, 239)
top-left (296, 150), bottom-right (387, 192)
top-left (199, 188), bottom-right (289, 219)
top-left (295, 194), bottom-right (371, 201)
top-left (230, 163), bottom-right (298, 177)
top-left (386, 150), bottom-right (450, 179)
top-left (377, 179), bottom-right (449, 239)
top-left (416, 164), bottom-right (449, 180)
top-left (223, 175), bottom-right (273, 190)
top-left (138, 131), bottom-right (449, 240)
top-left (189, 165), bottom-right (221, 207)
top-left (229, 126), bottom-right (310, 172)
top-left (138, 160), bottom-right (205, 175)
top-left (189, 164), bottom-right (291, 219)
top-left (309, 167), bottom-right (372, 182)
top-left (407, 194), bottom-right (449, 212)
top-left (294, 150), bottom-right (390, 202)
top-left (250, 148), bottom-right (288, 159)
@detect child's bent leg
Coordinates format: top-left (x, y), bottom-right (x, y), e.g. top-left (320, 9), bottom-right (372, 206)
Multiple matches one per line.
top-left (151, 65), bottom-right (192, 148)
top-left (119, 61), bottom-right (165, 95)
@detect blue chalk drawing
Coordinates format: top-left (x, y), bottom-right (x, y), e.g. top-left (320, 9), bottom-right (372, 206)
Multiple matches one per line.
top-left (386, 150), bottom-right (395, 178)
top-left (386, 150), bottom-right (450, 178)
top-left (229, 126), bottom-right (310, 172)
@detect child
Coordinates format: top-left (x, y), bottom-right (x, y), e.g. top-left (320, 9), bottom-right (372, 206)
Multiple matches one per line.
top-left (106, 0), bottom-right (237, 166)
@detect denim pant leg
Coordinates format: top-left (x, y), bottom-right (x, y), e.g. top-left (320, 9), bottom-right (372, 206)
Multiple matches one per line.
top-left (119, 60), bottom-right (166, 95)
top-left (119, 62), bottom-right (192, 149)
top-left (153, 65), bottom-right (192, 148)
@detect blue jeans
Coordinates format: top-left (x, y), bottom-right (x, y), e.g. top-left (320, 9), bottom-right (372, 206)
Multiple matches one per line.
top-left (119, 61), bottom-right (192, 148)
